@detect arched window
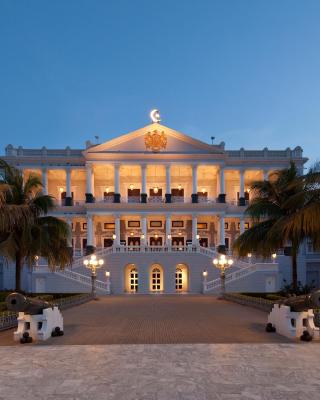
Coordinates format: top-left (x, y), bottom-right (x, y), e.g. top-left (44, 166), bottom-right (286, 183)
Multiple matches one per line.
top-left (175, 264), bottom-right (188, 292)
top-left (175, 267), bottom-right (183, 291)
top-left (151, 267), bottom-right (161, 291)
top-left (129, 267), bottom-right (138, 292)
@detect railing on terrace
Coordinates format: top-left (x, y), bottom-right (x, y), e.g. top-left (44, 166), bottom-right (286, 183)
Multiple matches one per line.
top-left (55, 197), bottom-right (251, 206)
top-left (52, 245), bottom-right (219, 270)
top-left (127, 196), bottom-right (140, 203)
top-left (5, 145), bottom-right (83, 158)
top-left (58, 245), bottom-right (277, 270)
top-left (226, 147), bottom-right (303, 159)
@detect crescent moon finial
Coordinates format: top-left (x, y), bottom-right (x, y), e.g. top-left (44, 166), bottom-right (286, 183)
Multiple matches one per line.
top-left (150, 109), bottom-right (161, 123)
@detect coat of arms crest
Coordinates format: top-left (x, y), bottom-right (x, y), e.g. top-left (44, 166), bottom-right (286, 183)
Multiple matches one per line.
top-left (144, 130), bottom-right (167, 152)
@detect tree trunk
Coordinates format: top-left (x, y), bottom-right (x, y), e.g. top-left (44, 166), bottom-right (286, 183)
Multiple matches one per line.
top-left (15, 252), bottom-right (22, 292)
top-left (291, 247), bottom-right (298, 293)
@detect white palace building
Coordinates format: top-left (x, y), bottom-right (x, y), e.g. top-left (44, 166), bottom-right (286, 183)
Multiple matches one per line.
top-left (1, 111), bottom-right (319, 294)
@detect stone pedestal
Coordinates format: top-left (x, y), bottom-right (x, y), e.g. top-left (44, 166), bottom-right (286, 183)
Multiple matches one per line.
top-left (141, 193), bottom-right (147, 203)
top-left (65, 197), bottom-right (73, 206)
top-left (14, 307), bottom-right (63, 342)
top-left (268, 304), bottom-right (320, 340)
top-left (85, 193), bottom-right (95, 203)
top-left (86, 245), bottom-right (95, 255)
top-left (191, 194), bottom-right (198, 203)
top-left (217, 245), bottom-right (226, 254)
top-left (217, 194), bottom-right (226, 203)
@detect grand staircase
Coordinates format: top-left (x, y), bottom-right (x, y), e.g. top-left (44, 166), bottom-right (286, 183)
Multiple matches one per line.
top-left (34, 245), bottom-right (277, 294)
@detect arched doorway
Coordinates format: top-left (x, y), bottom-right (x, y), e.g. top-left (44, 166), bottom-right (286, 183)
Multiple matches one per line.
top-left (175, 264), bottom-right (188, 292)
top-left (124, 264), bottom-right (139, 293)
top-left (150, 264), bottom-right (163, 292)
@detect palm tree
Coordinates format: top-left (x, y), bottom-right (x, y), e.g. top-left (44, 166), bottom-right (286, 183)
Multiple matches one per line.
top-left (233, 162), bottom-right (320, 292)
top-left (0, 160), bottom-right (72, 291)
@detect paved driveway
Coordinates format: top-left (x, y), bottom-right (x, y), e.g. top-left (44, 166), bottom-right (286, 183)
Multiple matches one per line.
top-left (0, 295), bottom-right (289, 345)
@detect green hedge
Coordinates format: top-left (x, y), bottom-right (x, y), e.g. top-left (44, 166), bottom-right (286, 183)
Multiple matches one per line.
top-left (241, 292), bottom-right (285, 301)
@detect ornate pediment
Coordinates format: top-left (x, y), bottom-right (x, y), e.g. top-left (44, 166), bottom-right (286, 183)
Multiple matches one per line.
top-left (84, 123), bottom-right (224, 155)
top-left (144, 130), bottom-right (167, 152)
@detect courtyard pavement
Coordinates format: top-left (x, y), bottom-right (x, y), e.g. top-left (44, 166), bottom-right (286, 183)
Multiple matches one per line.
top-left (0, 343), bottom-right (319, 399)
top-left (0, 295), bottom-right (290, 345)
top-left (0, 296), bottom-right (319, 399)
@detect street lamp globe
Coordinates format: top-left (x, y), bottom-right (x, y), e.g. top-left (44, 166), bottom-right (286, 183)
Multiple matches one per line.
top-left (212, 254), bottom-right (234, 298)
top-left (83, 254), bottom-right (104, 299)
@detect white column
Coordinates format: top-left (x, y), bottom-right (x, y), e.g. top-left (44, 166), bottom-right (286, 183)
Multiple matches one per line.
top-left (166, 215), bottom-right (171, 245)
top-left (141, 164), bottom-right (147, 194)
top-left (86, 164), bottom-right (93, 194)
top-left (192, 165), bottom-right (198, 194)
top-left (219, 216), bottom-right (225, 245)
top-left (86, 215), bottom-right (94, 247)
top-left (115, 216), bottom-right (120, 245)
top-left (239, 169), bottom-right (245, 198)
top-left (141, 216), bottom-right (147, 244)
top-left (165, 165), bottom-right (171, 194)
top-left (66, 167), bottom-right (71, 197)
top-left (114, 164), bottom-right (120, 193)
top-left (42, 168), bottom-right (48, 195)
top-left (192, 215), bottom-right (198, 245)
top-left (219, 167), bottom-right (225, 194)
top-left (66, 217), bottom-right (72, 247)
top-left (240, 216), bottom-right (245, 235)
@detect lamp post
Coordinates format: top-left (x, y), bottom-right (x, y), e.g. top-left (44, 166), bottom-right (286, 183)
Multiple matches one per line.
top-left (213, 254), bottom-right (233, 298)
top-left (105, 271), bottom-right (110, 293)
top-left (83, 254), bottom-right (104, 299)
top-left (272, 253), bottom-right (277, 263)
top-left (202, 270), bottom-right (208, 294)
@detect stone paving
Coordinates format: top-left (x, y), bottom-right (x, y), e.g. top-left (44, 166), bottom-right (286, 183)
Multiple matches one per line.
top-left (0, 295), bottom-right (290, 345)
top-left (0, 343), bottom-right (319, 399)
top-left (0, 295), bottom-right (319, 399)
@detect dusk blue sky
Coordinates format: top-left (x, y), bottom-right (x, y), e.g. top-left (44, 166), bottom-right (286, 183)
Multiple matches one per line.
top-left (0, 1), bottom-right (319, 167)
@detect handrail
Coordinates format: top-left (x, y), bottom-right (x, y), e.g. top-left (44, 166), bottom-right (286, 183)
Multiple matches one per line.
top-left (203, 262), bottom-right (278, 292)
top-left (54, 269), bottom-right (110, 293)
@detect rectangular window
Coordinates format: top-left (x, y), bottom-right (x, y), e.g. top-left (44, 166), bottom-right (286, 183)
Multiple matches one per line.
top-left (128, 221), bottom-right (140, 228)
top-left (104, 222), bottom-right (115, 230)
top-left (237, 222), bottom-right (250, 230)
top-left (104, 191), bottom-right (114, 197)
top-left (150, 221), bottom-right (162, 228)
top-left (172, 220), bottom-right (184, 228)
top-left (224, 222), bottom-right (229, 230)
top-left (82, 223), bottom-right (87, 230)
top-left (171, 188), bottom-right (184, 196)
top-left (150, 188), bottom-right (162, 196)
top-left (128, 188), bottom-right (140, 196)
top-left (197, 222), bottom-right (207, 230)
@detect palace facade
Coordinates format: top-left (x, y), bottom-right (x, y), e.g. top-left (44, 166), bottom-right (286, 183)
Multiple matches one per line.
top-left (1, 114), bottom-right (315, 294)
